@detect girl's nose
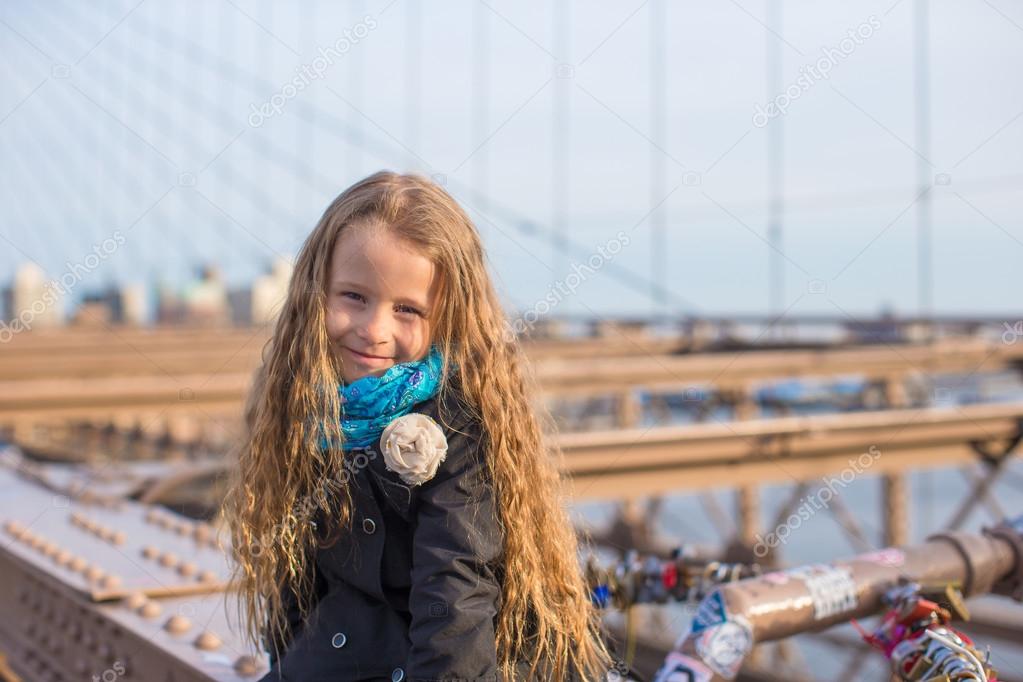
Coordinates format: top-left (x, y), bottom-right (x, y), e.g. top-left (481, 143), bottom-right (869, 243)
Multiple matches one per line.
top-left (357, 304), bottom-right (390, 342)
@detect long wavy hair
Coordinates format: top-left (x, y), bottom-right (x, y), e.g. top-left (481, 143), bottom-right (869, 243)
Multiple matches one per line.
top-left (222, 171), bottom-right (615, 680)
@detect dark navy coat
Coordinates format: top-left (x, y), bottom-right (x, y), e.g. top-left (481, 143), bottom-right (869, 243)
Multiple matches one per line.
top-left (259, 386), bottom-right (506, 682)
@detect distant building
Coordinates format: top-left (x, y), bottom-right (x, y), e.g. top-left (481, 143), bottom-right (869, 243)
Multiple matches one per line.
top-left (227, 288), bottom-right (252, 326)
top-left (70, 284), bottom-right (148, 326)
top-left (7, 263), bottom-right (64, 330)
top-left (71, 300), bottom-right (113, 327)
top-left (842, 313), bottom-right (901, 344)
top-left (155, 282), bottom-right (186, 325)
top-left (120, 283), bottom-right (147, 325)
top-left (251, 257), bottom-right (293, 325)
top-left (71, 286), bottom-right (118, 327)
top-left (182, 265), bottom-right (229, 326)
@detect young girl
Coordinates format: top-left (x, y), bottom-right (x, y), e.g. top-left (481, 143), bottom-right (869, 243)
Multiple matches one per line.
top-left (224, 171), bottom-right (619, 681)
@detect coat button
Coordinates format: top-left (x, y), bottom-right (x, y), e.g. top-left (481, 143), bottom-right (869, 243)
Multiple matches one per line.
top-left (391, 668), bottom-right (404, 682)
top-left (362, 517), bottom-right (376, 534)
top-left (331, 632), bottom-right (346, 648)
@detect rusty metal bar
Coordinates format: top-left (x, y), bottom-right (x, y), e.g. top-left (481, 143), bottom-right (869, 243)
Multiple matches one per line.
top-left (945, 455), bottom-right (1011, 531)
top-left (667, 517), bottom-right (1023, 680)
top-left (823, 492), bottom-right (873, 553)
top-left (735, 486), bottom-right (760, 548)
top-left (882, 472), bottom-right (908, 547)
top-left (959, 465), bottom-right (1008, 521)
top-left (561, 402), bottom-right (1023, 500)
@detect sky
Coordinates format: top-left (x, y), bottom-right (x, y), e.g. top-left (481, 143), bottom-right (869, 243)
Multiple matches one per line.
top-left (1, 0), bottom-right (1022, 320)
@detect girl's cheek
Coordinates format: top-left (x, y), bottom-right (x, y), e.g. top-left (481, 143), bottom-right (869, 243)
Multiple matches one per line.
top-left (325, 310), bottom-right (348, 336)
top-left (408, 321), bottom-right (431, 351)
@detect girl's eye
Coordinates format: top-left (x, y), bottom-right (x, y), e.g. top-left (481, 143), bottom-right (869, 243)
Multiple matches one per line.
top-left (396, 304), bottom-right (424, 317)
top-left (339, 292), bottom-right (421, 317)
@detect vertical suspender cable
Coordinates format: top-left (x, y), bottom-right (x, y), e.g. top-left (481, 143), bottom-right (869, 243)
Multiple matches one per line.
top-left (472, 0), bottom-right (491, 238)
top-left (553, 0), bottom-right (571, 279)
top-left (915, 0), bottom-right (933, 324)
top-left (650, 0), bottom-right (667, 316)
top-left (766, 0), bottom-right (786, 333)
top-left (406, 0), bottom-right (421, 168)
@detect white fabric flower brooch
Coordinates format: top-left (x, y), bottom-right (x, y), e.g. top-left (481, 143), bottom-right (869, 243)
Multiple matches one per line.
top-left (379, 413), bottom-right (448, 486)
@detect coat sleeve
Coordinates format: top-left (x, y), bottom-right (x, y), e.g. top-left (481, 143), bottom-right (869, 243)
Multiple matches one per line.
top-left (405, 414), bottom-right (503, 681)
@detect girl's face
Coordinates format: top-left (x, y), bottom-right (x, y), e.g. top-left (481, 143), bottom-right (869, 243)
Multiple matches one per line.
top-left (325, 224), bottom-right (440, 383)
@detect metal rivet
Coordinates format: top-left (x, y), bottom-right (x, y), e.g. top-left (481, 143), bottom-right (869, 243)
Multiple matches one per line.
top-left (139, 601), bottom-right (162, 619)
top-left (233, 655), bottom-right (261, 676)
top-left (391, 667), bottom-right (405, 682)
top-left (331, 632), bottom-right (346, 648)
top-left (164, 615), bottom-right (191, 635)
top-left (124, 592), bottom-right (147, 609)
top-left (194, 631), bottom-right (222, 651)
top-left (362, 518), bottom-right (376, 534)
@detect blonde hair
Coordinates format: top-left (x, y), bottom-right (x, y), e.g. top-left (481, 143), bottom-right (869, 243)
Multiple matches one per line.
top-left (222, 171), bottom-right (615, 679)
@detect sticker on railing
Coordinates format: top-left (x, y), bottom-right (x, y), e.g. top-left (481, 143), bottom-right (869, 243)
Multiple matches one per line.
top-left (787, 564), bottom-right (858, 619)
top-left (693, 615), bottom-right (753, 680)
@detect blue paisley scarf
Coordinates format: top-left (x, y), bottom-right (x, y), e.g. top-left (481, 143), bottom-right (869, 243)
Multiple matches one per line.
top-left (323, 344), bottom-right (446, 450)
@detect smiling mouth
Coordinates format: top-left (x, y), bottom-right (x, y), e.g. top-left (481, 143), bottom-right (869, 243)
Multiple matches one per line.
top-left (344, 346), bottom-right (392, 362)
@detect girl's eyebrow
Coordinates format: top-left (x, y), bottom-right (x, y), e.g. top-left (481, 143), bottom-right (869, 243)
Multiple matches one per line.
top-left (332, 279), bottom-right (364, 290)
